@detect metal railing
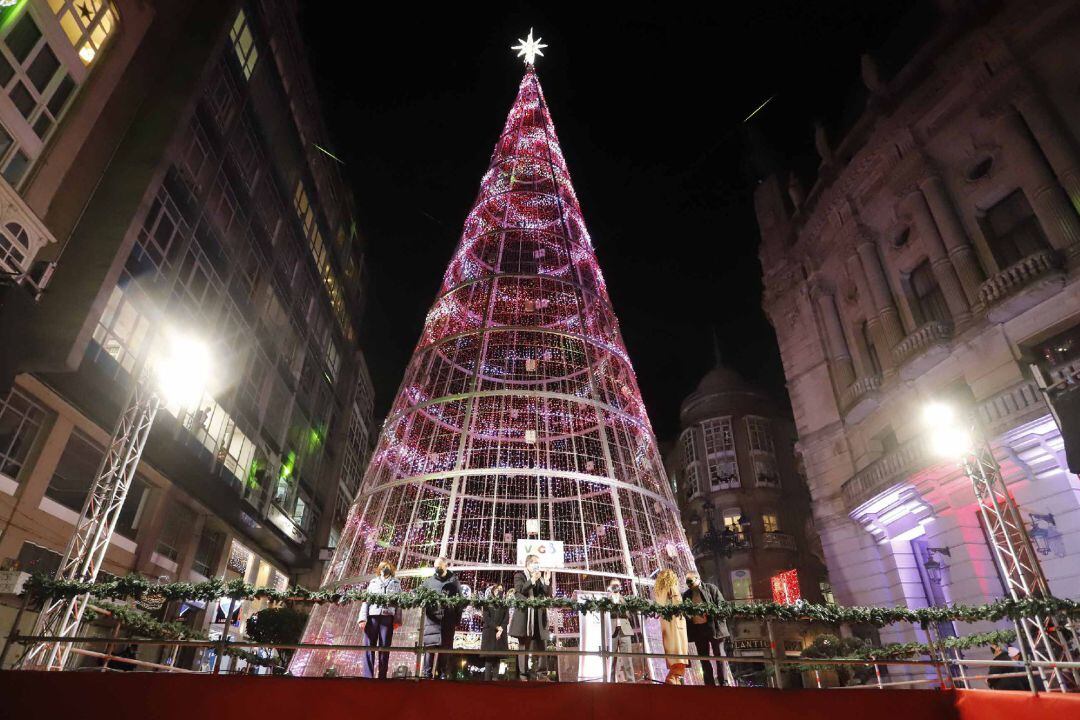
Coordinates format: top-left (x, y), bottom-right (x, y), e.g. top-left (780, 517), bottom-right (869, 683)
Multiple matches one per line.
top-left (5, 624), bottom-right (1074, 694)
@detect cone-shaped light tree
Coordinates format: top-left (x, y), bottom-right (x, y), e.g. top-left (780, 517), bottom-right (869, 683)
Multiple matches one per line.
top-left (291, 40), bottom-right (695, 678)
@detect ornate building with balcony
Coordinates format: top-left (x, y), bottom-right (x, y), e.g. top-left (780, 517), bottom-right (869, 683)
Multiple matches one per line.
top-left (755, 0), bottom-right (1080, 649)
top-left (665, 360), bottom-right (829, 675)
top-left (0, 1), bottom-right (377, 669)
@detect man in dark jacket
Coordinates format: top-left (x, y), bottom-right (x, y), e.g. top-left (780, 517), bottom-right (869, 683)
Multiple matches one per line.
top-left (420, 556), bottom-right (463, 679)
top-left (481, 584), bottom-right (509, 680)
top-left (987, 645), bottom-right (1043, 691)
top-left (683, 571), bottom-right (731, 686)
top-left (510, 554), bottom-right (551, 680)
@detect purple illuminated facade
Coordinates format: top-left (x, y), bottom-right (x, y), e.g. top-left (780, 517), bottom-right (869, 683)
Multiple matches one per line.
top-left (290, 66), bottom-right (694, 677)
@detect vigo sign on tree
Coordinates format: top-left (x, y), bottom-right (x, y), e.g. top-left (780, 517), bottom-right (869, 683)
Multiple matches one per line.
top-left (290, 42), bottom-right (694, 678)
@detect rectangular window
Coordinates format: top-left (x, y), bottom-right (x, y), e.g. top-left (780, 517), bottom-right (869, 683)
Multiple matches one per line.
top-left (909, 259), bottom-right (951, 326)
top-left (92, 282), bottom-right (151, 373)
top-left (762, 512), bottom-right (780, 533)
top-left (192, 527), bottom-right (225, 577)
top-left (981, 189), bottom-right (1050, 270)
top-left (681, 427), bottom-right (697, 463)
top-left (721, 507), bottom-right (743, 533)
top-left (0, 386), bottom-right (50, 481)
top-left (701, 416), bottom-right (739, 489)
top-left (45, 432), bottom-right (147, 538)
top-left (155, 503), bottom-right (196, 562)
top-left (16, 541), bottom-right (62, 577)
top-left (48, 0), bottom-right (119, 66)
top-left (746, 416), bottom-right (774, 454)
top-left (229, 9), bottom-right (258, 79)
top-left (340, 400), bottom-right (371, 497)
top-left (730, 568), bottom-right (752, 602)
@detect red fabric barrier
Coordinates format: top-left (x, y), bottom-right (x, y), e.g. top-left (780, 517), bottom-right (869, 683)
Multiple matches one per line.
top-left (954, 688), bottom-right (1080, 720)
top-left (0, 672), bottom-right (964, 720)
top-left (2, 672), bottom-right (1077, 720)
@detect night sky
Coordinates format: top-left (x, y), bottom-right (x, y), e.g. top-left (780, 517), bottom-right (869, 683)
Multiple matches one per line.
top-left (299, 2), bottom-right (938, 439)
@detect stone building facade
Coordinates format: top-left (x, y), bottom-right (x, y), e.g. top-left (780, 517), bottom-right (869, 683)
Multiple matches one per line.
top-left (665, 363), bottom-right (829, 676)
top-left (0, 0), bottom-right (376, 668)
top-left (756, 0), bottom-right (1080, 649)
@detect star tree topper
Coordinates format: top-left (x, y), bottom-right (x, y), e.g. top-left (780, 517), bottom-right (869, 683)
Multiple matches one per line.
top-left (512, 28), bottom-right (547, 65)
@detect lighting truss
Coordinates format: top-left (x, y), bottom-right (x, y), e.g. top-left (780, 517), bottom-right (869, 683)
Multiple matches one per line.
top-left (290, 66), bottom-right (695, 678)
top-left (19, 380), bottom-right (161, 671)
top-left (964, 439), bottom-right (1080, 691)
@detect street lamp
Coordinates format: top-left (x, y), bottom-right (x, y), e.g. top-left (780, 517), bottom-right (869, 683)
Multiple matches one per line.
top-left (1027, 513), bottom-right (1057, 556)
top-left (920, 399), bottom-right (1079, 691)
top-left (922, 547), bottom-right (951, 586)
top-left (20, 327), bottom-right (212, 671)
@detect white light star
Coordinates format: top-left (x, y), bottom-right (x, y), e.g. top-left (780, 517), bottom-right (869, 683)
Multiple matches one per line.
top-left (511, 28), bottom-right (547, 65)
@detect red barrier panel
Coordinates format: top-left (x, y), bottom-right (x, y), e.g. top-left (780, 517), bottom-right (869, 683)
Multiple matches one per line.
top-left (954, 688), bottom-right (1080, 720)
top-left (0, 672), bottom-right (965, 720)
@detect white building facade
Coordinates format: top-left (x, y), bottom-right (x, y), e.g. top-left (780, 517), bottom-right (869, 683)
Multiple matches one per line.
top-left (756, 0), bottom-right (1080, 648)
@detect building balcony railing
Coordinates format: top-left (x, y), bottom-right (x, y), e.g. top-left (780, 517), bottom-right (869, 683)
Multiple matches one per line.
top-left (840, 434), bottom-right (933, 512)
top-left (840, 374), bottom-right (882, 423)
top-left (0, 178), bottom-right (57, 298)
top-left (891, 320), bottom-right (953, 380)
top-left (761, 531), bottom-right (797, 551)
top-left (976, 379), bottom-right (1048, 436)
top-left (979, 249), bottom-right (1064, 322)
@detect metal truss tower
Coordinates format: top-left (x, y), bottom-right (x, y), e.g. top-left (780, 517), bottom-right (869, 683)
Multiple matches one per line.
top-left (19, 381), bottom-right (162, 670)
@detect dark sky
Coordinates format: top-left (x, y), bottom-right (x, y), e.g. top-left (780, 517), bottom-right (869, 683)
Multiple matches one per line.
top-left (299, 2), bottom-right (938, 439)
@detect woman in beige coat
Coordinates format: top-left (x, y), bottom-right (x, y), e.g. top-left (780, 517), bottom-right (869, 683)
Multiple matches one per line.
top-left (653, 568), bottom-right (688, 684)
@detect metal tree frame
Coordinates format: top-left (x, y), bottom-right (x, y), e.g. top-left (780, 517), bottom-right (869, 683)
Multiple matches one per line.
top-left (19, 379), bottom-right (162, 671)
top-left (964, 434), bottom-right (1080, 692)
top-left (290, 64), bottom-right (696, 678)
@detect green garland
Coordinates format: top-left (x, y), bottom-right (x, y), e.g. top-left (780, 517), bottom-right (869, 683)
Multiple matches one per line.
top-left (84, 601), bottom-right (207, 641)
top-left (23, 574), bottom-right (1080, 629)
top-left (793, 629), bottom-right (1018, 674)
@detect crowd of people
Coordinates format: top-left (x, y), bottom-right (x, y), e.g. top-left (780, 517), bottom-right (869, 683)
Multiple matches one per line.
top-left (356, 556), bottom-right (734, 685)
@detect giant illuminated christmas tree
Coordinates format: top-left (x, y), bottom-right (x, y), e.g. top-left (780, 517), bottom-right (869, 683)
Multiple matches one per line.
top-left (291, 33), bottom-right (695, 678)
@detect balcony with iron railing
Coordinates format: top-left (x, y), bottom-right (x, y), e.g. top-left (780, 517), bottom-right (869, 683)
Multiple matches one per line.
top-left (761, 531), bottom-right (797, 551)
top-left (979, 249), bottom-right (1064, 323)
top-left (891, 320), bottom-right (953, 380)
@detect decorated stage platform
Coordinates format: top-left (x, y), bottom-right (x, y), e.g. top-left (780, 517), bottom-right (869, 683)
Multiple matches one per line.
top-left (1, 672), bottom-right (1077, 720)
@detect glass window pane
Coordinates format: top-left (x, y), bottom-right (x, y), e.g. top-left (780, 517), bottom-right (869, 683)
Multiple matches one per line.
top-left (32, 112), bottom-right (51, 139)
top-left (0, 52), bottom-right (14, 87)
top-left (46, 73), bottom-right (74, 115)
top-left (5, 14), bottom-right (42, 64)
top-left (59, 10), bottom-right (81, 45)
top-left (2, 149), bottom-right (29, 185)
top-left (26, 44), bottom-right (58, 92)
top-left (0, 123), bottom-right (13, 159)
top-left (9, 80), bottom-right (35, 119)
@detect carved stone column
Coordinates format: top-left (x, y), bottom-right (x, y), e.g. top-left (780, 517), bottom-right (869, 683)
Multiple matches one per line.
top-left (1014, 91), bottom-right (1080, 217)
top-left (855, 234), bottom-right (905, 349)
top-left (846, 252), bottom-right (896, 374)
top-left (919, 174), bottom-right (985, 305)
top-left (1002, 107), bottom-right (1080, 250)
top-left (811, 280), bottom-right (856, 390)
top-left (905, 190), bottom-right (971, 323)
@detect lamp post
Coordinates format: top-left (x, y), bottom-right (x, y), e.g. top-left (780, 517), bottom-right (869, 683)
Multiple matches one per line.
top-left (20, 330), bottom-right (212, 671)
top-left (921, 401), bottom-right (1079, 692)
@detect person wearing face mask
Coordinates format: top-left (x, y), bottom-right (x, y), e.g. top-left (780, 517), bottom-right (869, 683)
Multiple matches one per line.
top-left (510, 555), bottom-right (552, 680)
top-left (481, 585), bottom-right (510, 680)
top-left (607, 579), bottom-right (636, 683)
top-left (682, 571), bottom-right (731, 686)
top-left (358, 561), bottom-right (403, 679)
top-left (420, 556), bottom-right (463, 679)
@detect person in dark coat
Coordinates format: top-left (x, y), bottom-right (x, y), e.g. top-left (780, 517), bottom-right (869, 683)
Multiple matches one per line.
top-left (682, 572), bottom-right (731, 686)
top-left (510, 554), bottom-right (551, 680)
top-left (481, 584), bottom-right (510, 680)
top-left (420, 556), bottom-right (463, 679)
top-left (987, 645), bottom-right (1043, 691)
